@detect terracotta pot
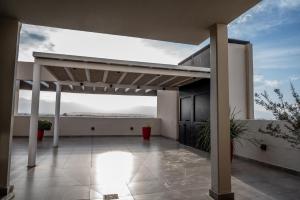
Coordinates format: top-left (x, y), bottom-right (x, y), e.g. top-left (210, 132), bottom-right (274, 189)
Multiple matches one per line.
top-left (142, 127), bottom-right (151, 140)
top-left (37, 130), bottom-right (44, 141)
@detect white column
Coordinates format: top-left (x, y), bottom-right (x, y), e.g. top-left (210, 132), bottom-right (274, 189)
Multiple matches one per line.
top-left (14, 80), bottom-right (20, 115)
top-left (209, 24), bottom-right (234, 200)
top-left (28, 63), bottom-right (41, 167)
top-left (0, 17), bottom-right (20, 199)
top-left (53, 83), bottom-right (61, 147)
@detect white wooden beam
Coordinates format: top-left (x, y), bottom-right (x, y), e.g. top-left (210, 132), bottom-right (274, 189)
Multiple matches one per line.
top-left (41, 81), bottom-right (49, 88)
top-left (115, 72), bottom-right (127, 92)
top-left (102, 71), bottom-right (108, 82)
top-left (170, 77), bottom-right (194, 87)
top-left (145, 89), bottom-right (152, 93)
top-left (58, 81), bottom-right (177, 91)
top-left (24, 80), bottom-right (50, 88)
top-left (145, 75), bottom-right (161, 86)
top-left (24, 80), bottom-right (33, 85)
top-left (64, 67), bottom-right (75, 81)
top-left (125, 74), bottom-right (144, 92)
top-left (36, 58), bottom-right (210, 78)
top-left (102, 71), bottom-right (108, 92)
top-left (158, 76), bottom-right (177, 86)
top-left (85, 68), bottom-right (91, 82)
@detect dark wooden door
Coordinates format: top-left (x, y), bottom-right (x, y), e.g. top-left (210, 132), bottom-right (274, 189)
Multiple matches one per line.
top-left (178, 79), bottom-right (210, 148)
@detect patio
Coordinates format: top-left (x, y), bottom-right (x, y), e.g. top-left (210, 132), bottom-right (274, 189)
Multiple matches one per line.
top-left (10, 136), bottom-right (300, 200)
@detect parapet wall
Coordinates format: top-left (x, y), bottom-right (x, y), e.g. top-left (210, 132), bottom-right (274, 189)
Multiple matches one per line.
top-left (234, 120), bottom-right (300, 173)
top-left (13, 115), bottom-right (161, 136)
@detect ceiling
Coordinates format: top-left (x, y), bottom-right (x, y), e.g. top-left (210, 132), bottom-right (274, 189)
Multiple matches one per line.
top-left (1, 0), bottom-right (260, 44)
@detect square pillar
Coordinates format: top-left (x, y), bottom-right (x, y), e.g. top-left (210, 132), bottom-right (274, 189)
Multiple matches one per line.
top-left (0, 17), bottom-right (20, 199)
top-left (209, 24), bottom-right (234, 200)
top-left (14, 80), bottom-right (20, 115)
top-left (245, 43), bottom-right (254, 119)
top-left (53, 83), bottom-right (61, 147)
top-left (28, 63), bottom-right (41, 167)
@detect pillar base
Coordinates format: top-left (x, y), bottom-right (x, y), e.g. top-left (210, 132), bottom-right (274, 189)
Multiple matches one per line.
top-left (0, 186), bottom-right (14, 200)
top-left (209, 189), bottom-right (234, 200)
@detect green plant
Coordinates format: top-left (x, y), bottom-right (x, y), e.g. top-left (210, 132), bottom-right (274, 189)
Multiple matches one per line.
top-left (38, 120), bottom-right (52, 131)
top-left (196, 110), bottom-right (248, 152)
top-left (255, 83), bottom-right (300, 148)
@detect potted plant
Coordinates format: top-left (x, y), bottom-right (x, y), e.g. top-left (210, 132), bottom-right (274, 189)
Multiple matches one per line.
top-left (142, 125), bottom-right (151, 140)
top-left (37, 120), bottom-right (52, 141)
top-left (196, 109), bottom-right (247, 161)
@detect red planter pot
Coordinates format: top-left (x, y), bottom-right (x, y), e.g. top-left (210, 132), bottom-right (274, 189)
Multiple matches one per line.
top-left (142, 127), bottom-right (151, 140)
top-left (37, 130), bottom-right (44, 141)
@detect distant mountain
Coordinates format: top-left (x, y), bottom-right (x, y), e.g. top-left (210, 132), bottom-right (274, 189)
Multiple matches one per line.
top-left (18, 97), bottom-right (156, 117)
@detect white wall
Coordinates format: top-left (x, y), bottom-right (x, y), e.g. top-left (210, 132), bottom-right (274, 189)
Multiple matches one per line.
top-left (228, 44), bottom-right (248, 119)
top-left (16, 62), bottom-right (57, 81)
top-left (157, 90), bottom-right (178, 140)
top-left (234, 120), bottom-right (300, 172)
top-left (13, 115), bottom-right (161, 136)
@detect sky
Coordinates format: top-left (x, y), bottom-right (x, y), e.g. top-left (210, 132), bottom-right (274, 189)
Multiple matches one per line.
top-left (18, 0), bottom-right (300, 119)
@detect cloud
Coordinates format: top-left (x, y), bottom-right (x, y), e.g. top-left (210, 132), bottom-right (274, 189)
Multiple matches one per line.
top-left (229, 0), bottom-right (300, 39)
top-left (139, 39), bottom-right (205, 64)
top-left (18, 24), bottom-right (56, 61)
top-left (264, 80), bottom-right (281, 87)
top-left (254, 74), bottom-right (281, 88)
top-left (289, 75), bottom-right (300, 81)
top-left (253, 41), bottom-right (300, 69)
top-left (279, 0), bottom-right (300, 9)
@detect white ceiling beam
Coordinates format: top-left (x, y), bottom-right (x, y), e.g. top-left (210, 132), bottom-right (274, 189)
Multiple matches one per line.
top-left (117, 72), bottom-right (127, 84)
top-left (64, 67), bottom-right (75, 81)
top-left (125, 73), bottom-right (144, 93)
top-left (85, 68), bottom-right (91, 82)
top-left (36, 58), bottom-right (210, 78)
top-left (102, 71), bottom-right (108, 92)
top-left (59, 81), bottom-right (177, 91)
top-left (145, 89), bottom-right (152, 93)
top-left (158, 76), bottom-right (177, 86)
top-left (145, 75), bottom-right (161, 85)
top-left (115, 72), bottom-right (127, 92)
top-left (170, 77), bottom-right (194, 87)
top-left (102, 71), bottom-right (108, 82)
top-left (132, 74), bottom-right (144, 85)
top-left (24, 80), bottom-right (33, 85)
top-left (41, 81), bottom-right (49, 88)
top-left (24, 80), bottom-right (50, 88)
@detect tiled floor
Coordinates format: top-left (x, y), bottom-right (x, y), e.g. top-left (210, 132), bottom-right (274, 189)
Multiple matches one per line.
top-left (10, 136), bottom-right (300, 200)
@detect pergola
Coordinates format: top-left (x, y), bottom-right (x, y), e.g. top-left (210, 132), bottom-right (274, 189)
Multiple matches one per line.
top-left (0, 1), bottom-right (260, 199)
top-left (25, 52), bottom-right (210, 166)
